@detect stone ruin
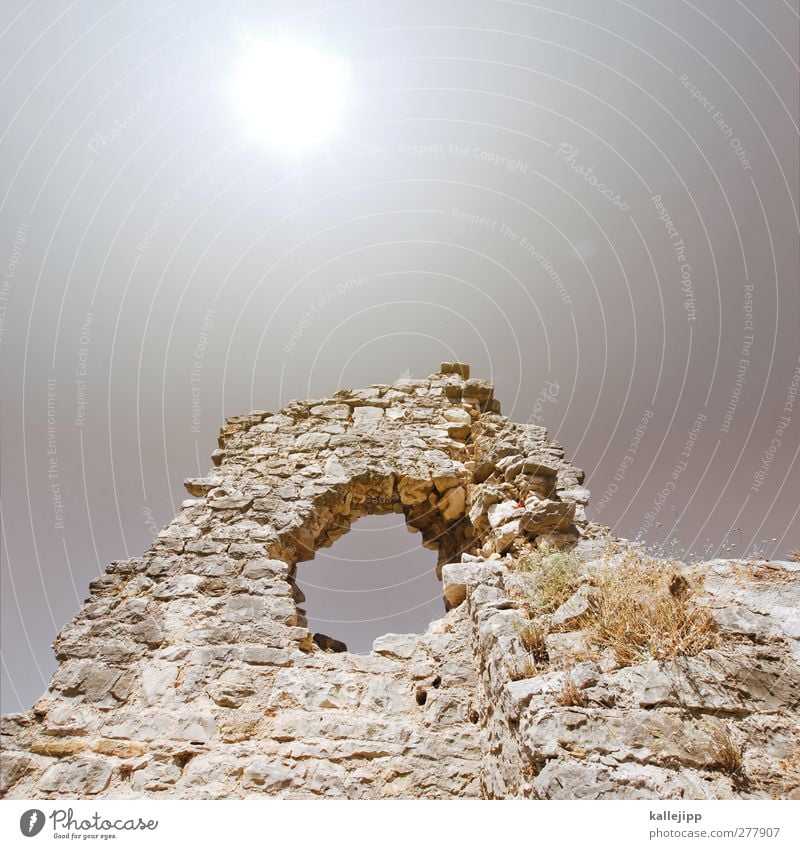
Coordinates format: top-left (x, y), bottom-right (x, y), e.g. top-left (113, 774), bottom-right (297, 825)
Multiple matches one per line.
top-left (2, 366), bottom-right (798, 799)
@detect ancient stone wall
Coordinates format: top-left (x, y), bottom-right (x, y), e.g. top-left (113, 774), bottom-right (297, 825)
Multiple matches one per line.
top-left (2, 366), bottom-right (798, 799)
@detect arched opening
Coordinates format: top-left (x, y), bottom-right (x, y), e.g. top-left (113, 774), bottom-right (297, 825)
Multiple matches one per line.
top-left (295, 513), bottom-right (443, 653)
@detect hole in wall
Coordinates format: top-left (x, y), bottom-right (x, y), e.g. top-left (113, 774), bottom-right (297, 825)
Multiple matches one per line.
top-left (295, 513), bottom-right (443, 653)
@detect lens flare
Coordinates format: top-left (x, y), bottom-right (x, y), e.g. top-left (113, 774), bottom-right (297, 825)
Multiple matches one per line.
top-left (234, 40), bottom-right (351, 149)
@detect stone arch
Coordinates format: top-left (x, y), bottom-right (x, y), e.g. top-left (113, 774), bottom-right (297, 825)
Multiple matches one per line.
top-left (5, 366), bottom-right (798, 801)
top-left (2, 365), bottom-right (591, 799)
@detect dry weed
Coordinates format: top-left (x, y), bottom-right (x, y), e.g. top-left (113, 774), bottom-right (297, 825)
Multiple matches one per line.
top-left (711, 726), bottom-right (743, 776)
top-left (514, 550), bottom-right (582, 615)
top-left (586, 551), bottom-right (718, 666)
top-left (557, 675), bottom-right (588, 707)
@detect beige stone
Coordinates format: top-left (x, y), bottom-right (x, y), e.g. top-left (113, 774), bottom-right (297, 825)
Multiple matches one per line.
top-left (3, 368), bottom-right (796, 802)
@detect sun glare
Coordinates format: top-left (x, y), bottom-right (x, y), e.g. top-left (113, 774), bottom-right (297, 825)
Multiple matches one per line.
top-left (234, 40), bottom-right (351, 149)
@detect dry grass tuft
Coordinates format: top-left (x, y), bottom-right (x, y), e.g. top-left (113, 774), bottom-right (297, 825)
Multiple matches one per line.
top-left (711, 726), bottom-right (743, 775)
top-left (509, 546), bottom-right (718, 674)
top-left (509, 654), bottom-right (544, 681)
top-left (586, 551), bottom-right (718, 666)
top-left (507, 620), bottom-right (551, 680)
top-left (518, 620), bottom-right (549, 666)
top-left (513, 550), bottom-right (582, 615)
top-left (557, 676), bottom-right (588, 707)
top-left (790, 549), bottom-right (800, 563)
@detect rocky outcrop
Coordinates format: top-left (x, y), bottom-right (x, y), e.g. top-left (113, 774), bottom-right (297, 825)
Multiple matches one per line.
top-left (2, 366), bottom-right (798, 799)
top-left (457, 552), bottom-right (800, 799)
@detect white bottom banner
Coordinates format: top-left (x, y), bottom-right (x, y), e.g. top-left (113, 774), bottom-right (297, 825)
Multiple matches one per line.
top-left (0, 799), bottom-right (798, 848)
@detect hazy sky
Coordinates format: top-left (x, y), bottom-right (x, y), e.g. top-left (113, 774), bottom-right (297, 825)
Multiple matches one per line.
top-left (1, 0), bottom-right (798, 712)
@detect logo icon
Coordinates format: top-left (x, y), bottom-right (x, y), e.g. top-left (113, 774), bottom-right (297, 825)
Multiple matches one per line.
top-left (20, 810), bottom-right (45, 837)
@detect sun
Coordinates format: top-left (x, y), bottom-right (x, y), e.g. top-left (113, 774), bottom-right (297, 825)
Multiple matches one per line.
top-left (234, 40), bottom-right (351, 149)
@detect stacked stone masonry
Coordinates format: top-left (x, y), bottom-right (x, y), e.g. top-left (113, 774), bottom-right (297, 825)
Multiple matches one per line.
top-left (1, 366), bottom-right (798, 799)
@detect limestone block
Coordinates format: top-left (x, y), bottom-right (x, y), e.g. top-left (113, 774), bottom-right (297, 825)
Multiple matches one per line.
top-left (38, 758), bottom-right (113, 795)
top-left (372, 633), bottom-right (420, 659)
top-left (463, 379), bottom-right (493, 401)
top-left (223, 595), bottom-right (266, 623)
top-left (445, 422), bottom-right (471, 440)
top-left (241, 559), bottom-right (290, 579)
top-left (487, 500), bottom-right (522, 528)
top-left (153, 575), bottom-right (204, 599)
top-left (521, 499), bottom-right (575, 534)
top-left (310, 403), bottom-right (351, 419)
top-left (443, 408), bottom-right (471, 424)
top-left (43, 705), bottom-right (93, 737)
top-left (493, 519), bottom-right (520, 553)
top-left (711, 605), bottom-right (778, 640)
top-left (131, 759), bottom-right (182, 792)
top-left (550, 584), bottom-right (597, 629)
top-left (437, 486), bottom-right (466, 521)
top-left (397, 476), bottom-right (433, 506)
top-left (441, 563), bottom-right (471, 607)
top-left (503, 457), bottom-right (559, 482)
top-left (207, 669), bottom-right (255, 708)
top-left (183, 476), bottom-right (223, 496)
top-left (241, 645), bottom-right (292, 666)
top-left (295, 431), bottom-right (331, 450)
top-left (440, 362), bottom-right (470, 378)
top-left (0, 751), bottom-right (32, 796)
top-left (242, 758), bottom-right (295, 792)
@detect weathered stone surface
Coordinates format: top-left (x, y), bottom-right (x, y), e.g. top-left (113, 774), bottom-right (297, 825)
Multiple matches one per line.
top-left (550, 584), bottom-right (596, 629)
top-left (2, 367), bottom-right (796, 801)
top-left (372, 633), bottom-right (419, 659)
top-left (521, 498), bottom-right (576, 534)
top-left (440, 362), bottom-right (470, 378)
top-left (37, 758), bottom-right (112, 795)
top-left (441, 562), bottom-right (475, 607)
top-left (487, 500), bottom-right (522, 528)
top-left (241, 645), bottom-right (292, 666)
top-left (438, 485), bottom-right (466, 521)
